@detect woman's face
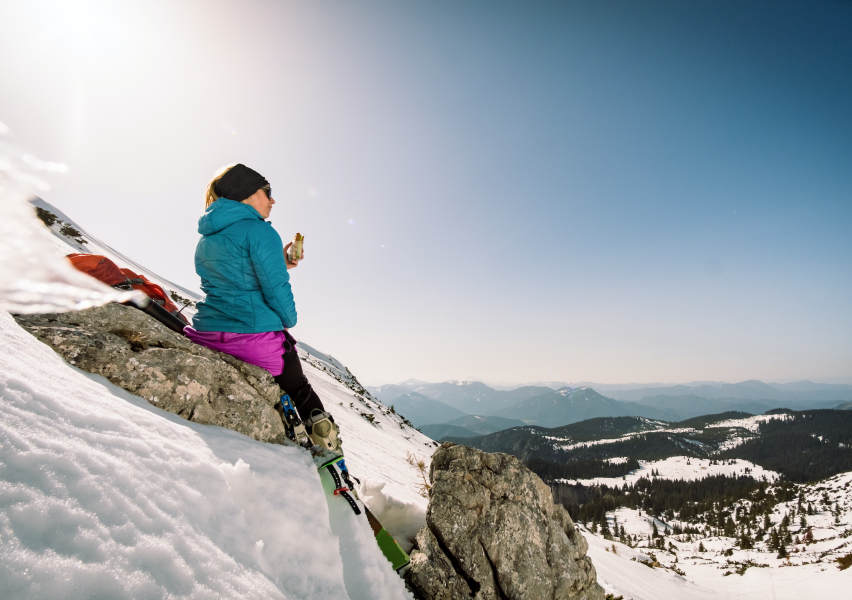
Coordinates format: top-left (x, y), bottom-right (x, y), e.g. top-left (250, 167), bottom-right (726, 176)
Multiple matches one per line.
top-left (242, 188), bottom-right (275, 219)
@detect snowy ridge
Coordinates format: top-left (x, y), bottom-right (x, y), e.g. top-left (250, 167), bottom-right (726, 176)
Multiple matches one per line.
top-left (28, 197), bottom-right (201, 317)
top-left (557, 456), bottom-right (781, 488)
top-left (708, 414), bottom-right (790, 433)
top-left (530, 413), bottom-right (793, 456)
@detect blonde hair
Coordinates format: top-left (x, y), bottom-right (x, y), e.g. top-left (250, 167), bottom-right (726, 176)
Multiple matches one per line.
top-left (205, 163), bottom-right (236, 209)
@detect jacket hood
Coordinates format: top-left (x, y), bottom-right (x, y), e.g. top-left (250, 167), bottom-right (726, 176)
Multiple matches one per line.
top-left (198, 198), bottom-right (263, 236)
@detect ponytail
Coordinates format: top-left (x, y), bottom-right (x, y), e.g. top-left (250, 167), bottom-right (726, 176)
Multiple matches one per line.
top-left (204, 163), bottom-right (237, 209)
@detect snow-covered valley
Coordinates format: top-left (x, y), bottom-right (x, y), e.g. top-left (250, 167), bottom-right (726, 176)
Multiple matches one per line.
top-left (583, 469), bottom-right (852, 599)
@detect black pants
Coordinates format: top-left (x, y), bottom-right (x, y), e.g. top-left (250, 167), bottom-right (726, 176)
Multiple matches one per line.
top-left (273, 331), bottom-right (325, 419)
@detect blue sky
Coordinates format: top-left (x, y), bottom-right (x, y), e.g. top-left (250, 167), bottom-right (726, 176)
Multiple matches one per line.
top-left (1, 0), bottom-right (850, 385)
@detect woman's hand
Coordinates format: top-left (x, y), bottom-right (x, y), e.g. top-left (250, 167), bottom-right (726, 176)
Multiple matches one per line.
top-left (284, 242), bottom-right (303, 270)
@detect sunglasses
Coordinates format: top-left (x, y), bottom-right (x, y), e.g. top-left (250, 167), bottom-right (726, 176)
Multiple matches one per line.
top-left (262, 186), bottom-right (273, 200)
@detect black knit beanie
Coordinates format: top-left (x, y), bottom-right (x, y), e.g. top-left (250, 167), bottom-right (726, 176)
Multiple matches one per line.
top-left (214, 164), bottom-right (269, 201)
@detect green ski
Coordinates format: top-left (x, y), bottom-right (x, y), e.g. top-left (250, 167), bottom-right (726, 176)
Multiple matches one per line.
top-left (281, 395), bottom-right (411, 573)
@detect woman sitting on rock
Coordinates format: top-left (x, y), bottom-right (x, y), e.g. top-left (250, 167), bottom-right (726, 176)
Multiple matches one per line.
top-left (184, 163), bottom-right (338, 449)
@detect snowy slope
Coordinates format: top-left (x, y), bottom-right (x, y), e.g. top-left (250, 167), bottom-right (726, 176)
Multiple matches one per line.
top-left (585, 527), bottom-right (850, 600)
top-left (28, 197), bottom-right (202, 317)
top-left (26, 197), bottom-right (438, 504)
top-left (570, 458), bottom-right (852, 598)
top-left (26, 197), bottom-right (438, 535)
top-left (0, 161), bottom-right (132, 314)
top-left (0, 310), bottom-right (413, 599)
top-left (1, 198), bottom-right (439, 597)
top-left (582, 468), bottom-right (852, 600)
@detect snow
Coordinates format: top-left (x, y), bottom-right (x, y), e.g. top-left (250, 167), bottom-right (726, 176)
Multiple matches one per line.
top-left (586, 530), bottom-right (851, 600)
top-left (538, 414), bottom-right (793, 455)
top-left (544, 428), bottom-right (693, 452)
top-left (0, 138), bottom-right (134, 313)
top-left (578, 468), bottom-right (852, 599)
top-left (0, 309), bottom-right (413, 599)
top-left (708, 414), bottom-right (789, 433)
top-left (704, 414), bottom-right (791, 451)
top-left (26, 196), bottom-right (201, 320)
top-left (558, 456), bottom-right (780, 488)
top-left (539, 421), bottom-right (709, 453)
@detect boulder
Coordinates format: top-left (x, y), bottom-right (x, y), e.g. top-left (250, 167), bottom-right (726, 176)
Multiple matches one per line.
top-left (13, 304), bottom-right (290, 445)
top-left (405, 443), bottom-right (605, 600)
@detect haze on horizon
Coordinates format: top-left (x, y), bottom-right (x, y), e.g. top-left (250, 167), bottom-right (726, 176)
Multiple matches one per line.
top-left (1, 0), bottom-right (850, 386)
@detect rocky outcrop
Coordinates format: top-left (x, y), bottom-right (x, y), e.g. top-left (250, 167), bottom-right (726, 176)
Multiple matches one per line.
top-left (406, 443), bottom-right (605, 600)
top-left (13, 304), bottom-right (290, 444)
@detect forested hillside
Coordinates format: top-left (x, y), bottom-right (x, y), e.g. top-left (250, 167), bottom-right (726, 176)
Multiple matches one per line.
top-left (451, 410), bottom-right (852, 483)
top-left (718, 410), bottom-right (852, 482)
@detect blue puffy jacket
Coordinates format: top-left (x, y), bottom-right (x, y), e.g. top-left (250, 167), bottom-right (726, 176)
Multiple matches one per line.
top-left (192, 198), bottom-right (297, 332)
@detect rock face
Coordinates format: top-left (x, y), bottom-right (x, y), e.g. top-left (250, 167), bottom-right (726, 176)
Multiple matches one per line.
top-left (13, 304), bottom-right (290, 444)
top-left (406, 443), bottom-right (605, 600)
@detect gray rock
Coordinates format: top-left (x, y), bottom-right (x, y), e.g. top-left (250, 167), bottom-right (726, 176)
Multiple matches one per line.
top-left (406, 443), bottom-right (605, 600)
top-left (13, 304), bottom-right (290, 445)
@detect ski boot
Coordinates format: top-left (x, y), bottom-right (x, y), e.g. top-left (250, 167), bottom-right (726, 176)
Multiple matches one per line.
top-left (305, 409), bottom-right (342, 454)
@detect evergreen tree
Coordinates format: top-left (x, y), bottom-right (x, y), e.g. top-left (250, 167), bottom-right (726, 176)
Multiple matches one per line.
top-left (698, 541), bottom-right (706, 552)
top-left (601, 517), bottom-right (612, 539)
top-left (768, 528), bottom-right (780, 551)
top-left (777, 544), bottom-right (787, 559)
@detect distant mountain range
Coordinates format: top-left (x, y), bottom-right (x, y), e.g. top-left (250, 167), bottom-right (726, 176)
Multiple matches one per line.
top-left (397, 380), bottom-right (554, 415)
top-left (367, 384), bottom-right (466, 427)
top-left (366, 378), bottom-right (852, 433)
top-left (490, 387), bottom-right (672, 425)
top-left (601, 379), bottom-right (852, 404)
top-left (419, 415), bottom-right (526, 440)
top-left (368, 380), bottom-right (551, 423)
